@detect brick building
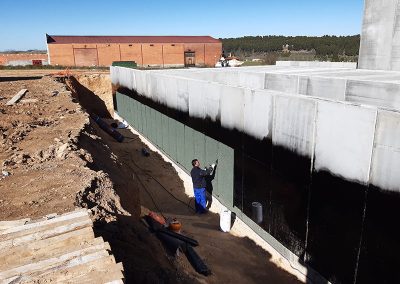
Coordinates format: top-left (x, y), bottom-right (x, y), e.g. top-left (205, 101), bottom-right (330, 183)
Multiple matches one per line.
top-left (0, 53), bottom-right (48, 66)
top-left (46, 34), bottom-right (222, 68)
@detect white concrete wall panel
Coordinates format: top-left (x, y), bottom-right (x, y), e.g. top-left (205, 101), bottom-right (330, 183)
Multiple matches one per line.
top-left (133, 69), bottom-right (141, 91)
top-left (110, 66), bottom-right (119, 85)
top-left (111, 68), bottom-right (400, 189)
top-left (135, 70), bottom-right (146, 96)
top-left (204, 82), bottom-right (222, 122)
top-left (215, 71), bottom-right (235, 86)
top-left (220, 85), bottom-right (245, 131)
top-left (273, 96), bottom-right (316, 158)
top-left (265, 74), bottom-right (298, 93)
top-left (243, 89), bottom-right (273, 140)
top-left (238, 72), bottom-right (266, 89)
top-left (370, 110), bottom-right (400, 192)
top-left (358, 0), bottom-right (398, 70)
top-left (144, 72), bottom-right (153, 98)
top-left (298, 76), bottom-right (346, 101)
top-left (119, 68), bottom-right (134, 91)
top-left (154, 75), bottom-right (167, 105)
top-left (391, 1), bottom-right (400, 70)
top-left (147, 73), bottom-right (159, 101)
top-left (130, 69), bottom-right (137, 90)
top-left (188, 80), bottom-right (206, 119)
top-left (164, 76), bottom-right (178, 110)
top-left (276, 61), bottom-right (357, 69)
top-left (346, 80), bottom-right (400, 110)
top-left (119, 67), bottom-right (131, 90)
top-left (176, 78), bottom-right (189, 112)
top-left (131, 68), bottom-right (137, 90)
top-left (314, 102), bottom-right (376, 183)
top-left (142, 72), bottom-right (152, 98)
top-left (184, 71), bottom-right (211, 81)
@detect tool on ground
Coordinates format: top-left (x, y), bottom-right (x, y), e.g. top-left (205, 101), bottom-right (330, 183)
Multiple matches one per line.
top-left (185, 245), bottom-right (212, 276)
top-left (91, 113), bottom-right (124, 142)
top-left (169, 219), bottom-right (182, 233)
top-left (145, 214), bottom-right (198, 247)
top-left (141, 148), bottom-right (150, 157)
top-left (144, 213), bottom-right (210, 275)
top-left (148, 211), bottom-right (166, 225)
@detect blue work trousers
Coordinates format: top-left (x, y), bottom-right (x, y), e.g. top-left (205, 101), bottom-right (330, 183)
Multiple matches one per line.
top-left (193, 187), bottom-right (207, 213)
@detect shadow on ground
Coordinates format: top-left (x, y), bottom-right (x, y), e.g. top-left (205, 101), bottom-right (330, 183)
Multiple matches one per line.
top-left (79, 116), bottom-right (302, 284)
top-left (66, 76), bottom-right (111, 118)
top-left (69, 76), bottom-right (302, 283)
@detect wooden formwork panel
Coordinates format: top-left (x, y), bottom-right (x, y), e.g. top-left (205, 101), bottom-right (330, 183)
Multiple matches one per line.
top-left (0, 209), bottom-right (124, 283)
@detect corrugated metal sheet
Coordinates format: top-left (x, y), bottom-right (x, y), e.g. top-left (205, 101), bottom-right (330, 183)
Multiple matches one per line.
top-left (47, 35), bottom-right (221, 44)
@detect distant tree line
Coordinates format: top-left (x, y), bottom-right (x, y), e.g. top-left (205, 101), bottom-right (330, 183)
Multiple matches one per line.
top-left (221, 35), bottom-right (360, 57)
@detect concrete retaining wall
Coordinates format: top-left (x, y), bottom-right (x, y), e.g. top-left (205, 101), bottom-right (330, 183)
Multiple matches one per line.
top-left (144, 66), bottom-right (400, 113)
top-left (112, 66), bottom-right (400, 284)
top-left (358, 0), bottom-right (400, 70)
top-left (276, 61), bottom-right (357, 68)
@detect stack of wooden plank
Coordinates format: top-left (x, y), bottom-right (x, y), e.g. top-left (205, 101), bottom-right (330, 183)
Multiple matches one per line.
top-left (0, 209), bottom-right (124, 283)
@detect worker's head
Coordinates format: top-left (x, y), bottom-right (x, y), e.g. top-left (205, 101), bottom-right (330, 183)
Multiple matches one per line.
top-left (192, 159), bottom-right (200, 167)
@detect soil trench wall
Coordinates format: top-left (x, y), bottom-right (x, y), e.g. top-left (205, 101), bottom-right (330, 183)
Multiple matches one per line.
top-left (111, 66), bottom-right (400, 284)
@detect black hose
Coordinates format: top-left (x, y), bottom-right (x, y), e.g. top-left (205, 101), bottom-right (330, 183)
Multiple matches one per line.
top-left (133, 173), bottom-right (166, 220)
top-left (124, 150), bottom-right (196, 212)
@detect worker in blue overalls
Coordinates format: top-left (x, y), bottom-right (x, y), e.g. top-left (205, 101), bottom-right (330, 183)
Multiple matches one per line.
top-left (190, 159), bottom-right (216, 214)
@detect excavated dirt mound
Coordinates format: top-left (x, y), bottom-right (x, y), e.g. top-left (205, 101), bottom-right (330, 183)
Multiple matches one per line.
top-left (0, 76), bottom-right (127, 221)
top-left (0, 75), bottom-right (193, 283)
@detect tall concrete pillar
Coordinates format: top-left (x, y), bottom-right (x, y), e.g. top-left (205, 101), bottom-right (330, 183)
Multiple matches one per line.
top-left (358, 0), bottom-right (400, 70)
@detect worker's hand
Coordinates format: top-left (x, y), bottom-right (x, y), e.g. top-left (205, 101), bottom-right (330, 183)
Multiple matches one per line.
top-left (215, 159), bottom-right (218, 166)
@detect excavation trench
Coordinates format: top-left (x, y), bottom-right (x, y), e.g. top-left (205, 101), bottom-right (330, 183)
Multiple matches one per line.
top-left (67, 74), bottom-right (303, 284)
top-left (66, 75), bottom-right (193, 283)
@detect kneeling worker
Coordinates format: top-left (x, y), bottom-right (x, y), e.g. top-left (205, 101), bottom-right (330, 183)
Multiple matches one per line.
top-left (190, 159), bottom-right (217, 214)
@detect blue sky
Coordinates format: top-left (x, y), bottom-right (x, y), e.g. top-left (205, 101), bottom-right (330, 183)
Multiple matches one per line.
top-left (0, 0), bottom-right (364, 51)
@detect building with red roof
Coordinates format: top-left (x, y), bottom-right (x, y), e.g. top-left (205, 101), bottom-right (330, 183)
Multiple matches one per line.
top-left (46, 34), bottom-right (222, 68)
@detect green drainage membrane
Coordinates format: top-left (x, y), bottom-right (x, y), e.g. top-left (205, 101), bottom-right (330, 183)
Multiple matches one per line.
top-left (116, 91), bottom-right (234, 208)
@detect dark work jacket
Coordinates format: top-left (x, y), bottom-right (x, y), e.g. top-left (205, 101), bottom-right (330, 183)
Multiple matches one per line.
top-left (191, 166), bottom-right (212, 189)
